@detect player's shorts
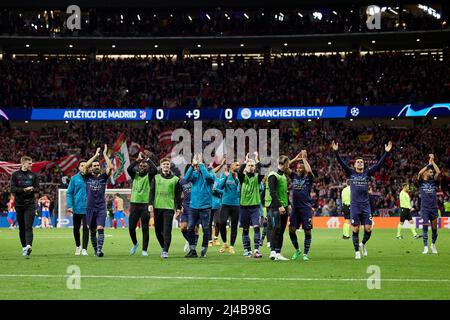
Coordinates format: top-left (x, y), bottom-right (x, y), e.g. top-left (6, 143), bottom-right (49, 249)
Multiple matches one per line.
top-left (180, 207), bottom-right (190, 223)
top-left (350, 203), bottom-right (372, 226)
top-left (239, 206), bottom-right (261, 229)
top-left (290, 206), bottom-right (313, 230)
top-left (400, 208), bottom-right (412, 223)
top-left (420, 208), bottom-right (438, 224)
top-left (342, 204), bottom-right (351, 220)
top-left (114, 210), bottom-right (125, 219)
top-left (212, 208), bottom-right (221, 225)
top-left (41, 210), bottom-right (51, 218)
top-left (7, 211), bottom-right (16, 221)
top-left (86, 208), bottom-right (107, 228)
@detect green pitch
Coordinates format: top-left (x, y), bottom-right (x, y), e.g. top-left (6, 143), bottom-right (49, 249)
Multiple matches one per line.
top-left (0, 228), bottom-right (449, 300)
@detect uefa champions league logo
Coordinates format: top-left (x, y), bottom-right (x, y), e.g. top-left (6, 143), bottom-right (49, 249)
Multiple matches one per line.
top-left (350, 107), bottom-right (360, 117)
top-left (240, 108), bottom-right (252, 119)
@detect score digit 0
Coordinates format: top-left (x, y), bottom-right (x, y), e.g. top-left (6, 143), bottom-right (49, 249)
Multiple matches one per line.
top-left (224, 108), bottom-right (233, 120)
top-left (156, 109), bottom-right (164, 120)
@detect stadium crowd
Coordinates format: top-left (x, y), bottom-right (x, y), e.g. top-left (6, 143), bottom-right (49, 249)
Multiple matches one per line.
top-left (1, 52), bottom-right (449, 108)
top-left (1, 7), bottom-right (447, 37)
top-left (1, 119), bottom-right (449, 217)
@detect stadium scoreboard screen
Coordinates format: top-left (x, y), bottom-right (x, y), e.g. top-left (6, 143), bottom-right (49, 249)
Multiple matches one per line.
top-left (1, 103), bottom-right (449, 121)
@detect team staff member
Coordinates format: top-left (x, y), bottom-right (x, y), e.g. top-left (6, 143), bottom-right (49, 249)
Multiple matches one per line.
top-left (10, 156), bottom-right (40, 258)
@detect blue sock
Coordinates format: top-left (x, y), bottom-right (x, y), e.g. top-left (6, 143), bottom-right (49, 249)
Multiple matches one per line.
top-left (97, 229), bottom-right (105, 253)
top-left (423, 225), bottom-right (429, 246)
top-left (362, 230), bottom-right (372, 245)
top-left (242, 229), bottom-right (251, 251)
top-left (254, 227), bottom-right (261, 250)
top-left (352, 231), bottom-right (359, 252)
top-left (289, 230), bottom-right (299, 250)
top-left (90, 231), bottom-right (98, 252)
top-left (304, 232), bottom-right (312, 254)
top-left (432, 228), bottom-right (438, 244)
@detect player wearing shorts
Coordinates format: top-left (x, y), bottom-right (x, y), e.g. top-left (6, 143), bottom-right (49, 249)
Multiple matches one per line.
top-left (7, 194), bottom-right (17, 229)
top-left (396, 183), bottom-right (421, 240)
top-left (39, 195), bottom-right (52, 229)
top-left (179, 166), bottom-right (197, 253)
top-left (332, 140), bottom-right (392, 260)
top-left (341, 180), bottom-right (351, 239)
top-left (417, 154), bottom-right (441, 254)
top-left (288, 150), bottom-right (314, 262)
top-left (81, 145), bottom-right (113, 257)
top-left (113, 194), bottom-right (126, 229)
top-left (238, 152), bottom-right (265, 259)
top-left (209, 169), bottom-right (223, 247)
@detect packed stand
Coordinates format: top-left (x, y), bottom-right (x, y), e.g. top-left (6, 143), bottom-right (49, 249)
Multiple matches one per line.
top-left (0, 52), bottom-right (449, 108)
top-left (0, 120), bottom-right (449, 216)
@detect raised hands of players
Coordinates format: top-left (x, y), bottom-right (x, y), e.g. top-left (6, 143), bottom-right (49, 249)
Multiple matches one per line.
top-left (223, 166), bottom-right (230, 177)
top-left (192, 154), bottom-right (199, 166)
top-left (253, 151), bottom-right (260, 163)
top-left (245, 153), bottom-right (250, 163)
top-left (137, 152), bottom-right (144, 161)
top-left (429, 154), bottom-right (435, 163)
top-left (103, 144), bottom-right (109, 156)
top-left (197, 153), bottom-right (203, 164)
top-left (301, 150), bottom-right (308, 159)
top-left (385, 141), bottom-right (393, 152)
top-left (95, 147), bottom-right (101, 158)
top-left (331, 141), bottom-right (339, 152)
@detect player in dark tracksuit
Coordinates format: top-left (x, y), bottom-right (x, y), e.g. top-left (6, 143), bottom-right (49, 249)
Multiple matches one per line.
top-left (81, 145), bottom-right (114, 258)
top-left (10, 156), bottom-right (40, 258)
top-left (417, 154), bottom-right (441, 254)
top-left (332, 140), bottom-right (392, 260)
top-left (288, 150), bottom-right (314, 262)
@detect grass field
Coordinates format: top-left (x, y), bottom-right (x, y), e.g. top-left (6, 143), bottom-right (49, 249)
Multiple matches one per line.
top-left (0, 227), bottom-right (449, 300)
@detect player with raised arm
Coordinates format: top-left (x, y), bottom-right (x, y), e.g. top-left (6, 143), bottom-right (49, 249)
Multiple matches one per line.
top-left (149, 158), bottom-right (182, 259)
top-left (417, 154), bottom-right (441, 254)
top-left (66, 160), bottom-right (89, 256)
top-left (238, 152), bottom-right (265, 258)
top-left (184, 153), bottom-right (215, 258)
top-left (81, 145), bottom-right (113, 257)
top-left (332, 140), bottom-right (392, 260)
top-left (289, 150), bottom-right (314, 262)
top-left (396, 183), bottom-right (421, 240)
top-left (127, 151), bottom-right (158, 256)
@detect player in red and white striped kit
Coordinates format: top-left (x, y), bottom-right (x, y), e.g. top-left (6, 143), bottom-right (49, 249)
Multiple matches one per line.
top-left (39, 195), bottom-right (53, 229)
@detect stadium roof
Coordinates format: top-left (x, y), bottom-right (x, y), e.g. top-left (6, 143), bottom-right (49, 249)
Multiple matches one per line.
top-left (0, 0), bottom-right (441, 9)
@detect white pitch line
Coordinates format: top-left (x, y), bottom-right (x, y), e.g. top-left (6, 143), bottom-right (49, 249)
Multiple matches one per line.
top-left (0, 274), bottom-right (449, 283)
